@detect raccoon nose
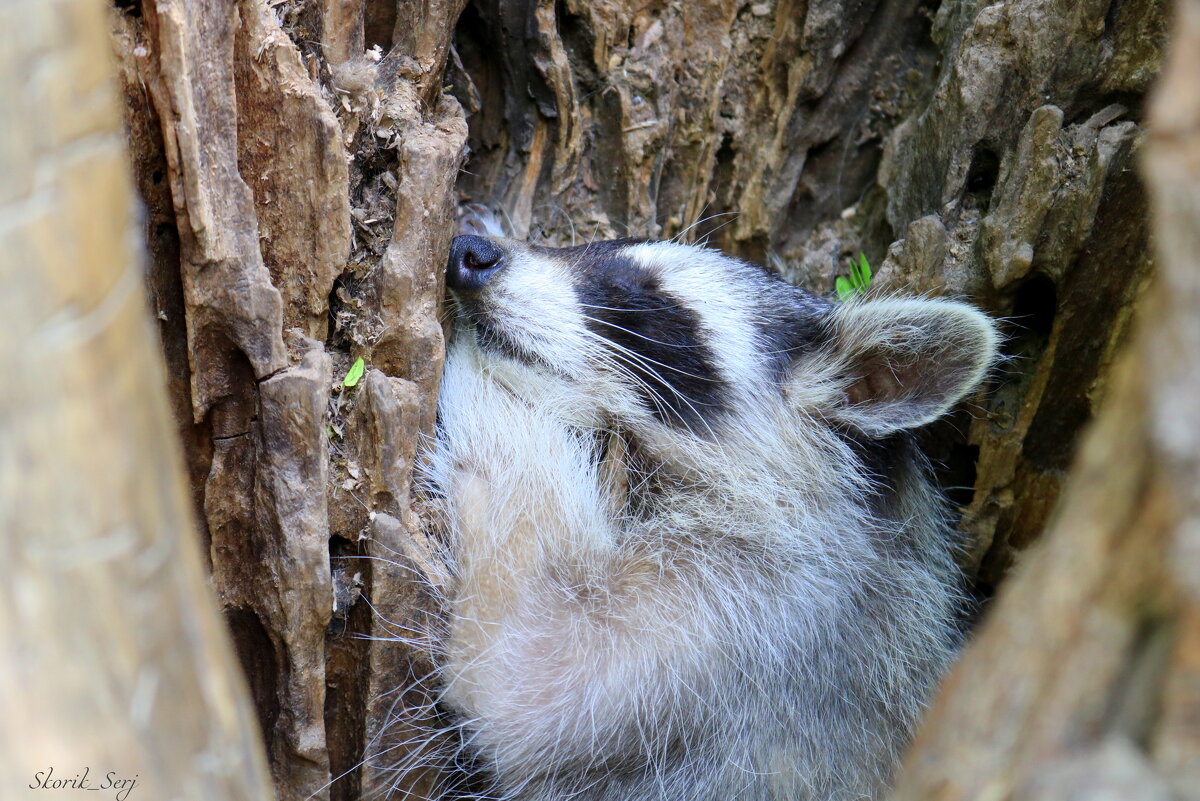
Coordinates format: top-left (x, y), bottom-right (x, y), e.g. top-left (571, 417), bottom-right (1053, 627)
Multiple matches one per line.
top-left (447, 235), bottom-right (505, 292)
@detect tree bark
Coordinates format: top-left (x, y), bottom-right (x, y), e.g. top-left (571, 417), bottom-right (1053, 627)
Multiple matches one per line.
top-left (112, 2), bottom-right (466, 797)
top-left (0, 1), bottom-right (273, 798)
top-left (101, 0), bottom-right (1176, 798)
top-left (892, 2), bottom-right (1200, 796)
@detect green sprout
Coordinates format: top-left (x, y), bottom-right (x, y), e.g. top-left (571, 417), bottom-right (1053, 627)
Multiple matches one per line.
top-left (342, 356), bottom-right (365, 388)
top-left (835, 252), bottom-right (873, 301)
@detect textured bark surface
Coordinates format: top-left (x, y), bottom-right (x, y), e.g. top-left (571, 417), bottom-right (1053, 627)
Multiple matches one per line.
top-left (893, 2), bottom-right (1200, 795)
top-left (105, 0), bottom-right (1175, 798)
top-left (0, 1), bottom-right (272, 798)
top-left (113, 2), bottom-right (466, 798)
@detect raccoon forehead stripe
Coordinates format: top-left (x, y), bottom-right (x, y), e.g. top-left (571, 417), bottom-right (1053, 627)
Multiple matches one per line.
top-left (571, 255), bottom-right (730, 430)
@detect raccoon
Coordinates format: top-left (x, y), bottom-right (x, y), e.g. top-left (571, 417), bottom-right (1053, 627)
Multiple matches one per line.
top-left (416, 234), bottom-right (997, 801)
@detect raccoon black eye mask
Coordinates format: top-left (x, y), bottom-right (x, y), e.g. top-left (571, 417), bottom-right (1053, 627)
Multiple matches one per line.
top-left (416, 235), bottom-right (996, 801)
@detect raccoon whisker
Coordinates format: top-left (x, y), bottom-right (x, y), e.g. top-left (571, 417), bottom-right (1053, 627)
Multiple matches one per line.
top-left (581, 313), bottom-right (713, 352)
top-left (315, 692), bottom-right (464, 801)
top-left (694, 214), bottom-right (740, 247)
top-left (589, 342), bottom-right (731, 447)
top-left (576, 300), bottom-right (691, 314)
top-left (533, 200), bottom-right (579, 246)
top-left (578, 316), bottom-right (727, 382)
top-left (671, 209), bottom-right (739, 244)
top-left (306, 754), bottom-right (374, 800)
top-left (556, 226), bottom-right (619, 275)
top-left (353, 592), bottom-right (431, 639)
top-left (353, 633), bottom-right (441, 652)
top-left (586, 340), bottom-right (723, 441)
top-left (332, 553), bottom-right (428, 575)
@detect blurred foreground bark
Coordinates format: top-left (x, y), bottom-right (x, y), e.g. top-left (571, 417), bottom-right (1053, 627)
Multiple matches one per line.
top-left (893, 2), bottom-right (1200, 797)
top-left (0, 1), bottom-right (273, 799)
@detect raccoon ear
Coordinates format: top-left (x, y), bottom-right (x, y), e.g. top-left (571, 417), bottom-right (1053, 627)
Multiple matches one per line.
top-left (796, 298), bottom-right (998, 437)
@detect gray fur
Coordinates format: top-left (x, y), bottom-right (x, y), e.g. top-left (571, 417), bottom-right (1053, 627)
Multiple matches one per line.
top-left (405, 237), bottom-right (998, 801)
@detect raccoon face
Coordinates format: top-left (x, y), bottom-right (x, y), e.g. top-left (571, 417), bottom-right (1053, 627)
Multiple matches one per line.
top-left (444, 234), bottom-right (996, 447)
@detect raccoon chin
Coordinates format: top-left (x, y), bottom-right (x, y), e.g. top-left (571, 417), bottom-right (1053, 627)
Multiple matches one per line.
top-left (468, 315), bottom-right (526, 362)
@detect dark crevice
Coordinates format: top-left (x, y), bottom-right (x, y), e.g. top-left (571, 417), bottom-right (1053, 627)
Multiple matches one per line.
top-left (1022, 147), bottom-right (1147, 475)
top-left (687, 133), bottom-right (737, 248)
top-left (784, 134), bottom-right (884, 243)
top-left (328, 536), bottom-right (365, 632)
top-left (993, 272), bottom-right (1058, 467)
top-left (112, 0), bottom-right (141, 16)
top-left (254, 365), bottom-right (290, 385)
top-left (591, 83), bottom-right (631, 233)
top-left (556, 0), bottom-right (599, 94)
top-left (1104, 0), bottom-right (1122, 35)
top-left (1011, 272), bottom-right (1058, 339)
top-left (364, 0), bottom-right (398, 52)
top-left (451, 2), bottom-right (508, 157)
top-left (327, 272), bottom-right (356, 352)
top-left (943, 442), bottom-right (981, 510)
top-left (920, 411), bottom-right (981, 518)
top-left (1066, 90), bottom-right (1144, 126)
top-left (225, 608), bottom-right (281, 746)
top-left (965, 146), bottom-right (1001, 205)
top-left (325, 536), bottom-right (371, 801)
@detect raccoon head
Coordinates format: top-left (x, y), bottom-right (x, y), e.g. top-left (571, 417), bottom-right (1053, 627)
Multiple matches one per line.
top-left (443, 234), bottom-right (997, 461)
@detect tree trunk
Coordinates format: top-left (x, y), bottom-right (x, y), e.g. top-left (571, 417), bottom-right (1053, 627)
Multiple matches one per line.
top-left (0, 1), bottom-right (273, 798)
top-left (101, 0), bottom-right (1176, 798)
top-left (893, 3), bottom-right (1200, 796)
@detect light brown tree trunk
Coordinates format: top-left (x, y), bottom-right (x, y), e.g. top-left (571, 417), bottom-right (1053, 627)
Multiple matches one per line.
top-left (0, 1), bottom-right (273, 798)
top-left (96, 0), bottom-right (1181, 798)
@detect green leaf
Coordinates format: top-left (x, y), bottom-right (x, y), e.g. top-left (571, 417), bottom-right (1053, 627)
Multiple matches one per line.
top-left (835, 275), bottom-right (857, 301)
top-left (856, 253), bottom-right (872, 288)
top-left (343, 356), bottom-right (365, 388)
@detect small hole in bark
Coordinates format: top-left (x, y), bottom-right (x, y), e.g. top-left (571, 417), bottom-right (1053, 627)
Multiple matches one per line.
top-left (965, 147), bottom-right (1001, 198)
top-left (1065, 91), bottom-right (1142, 126)
top-left (112, 0), bottom-right (141, 16)
top-left (224, 608), bottom-right (280, 744)
top-left (1012, 272), bottom-right (1058, 338)
top-left (942, 442), bottom-right (980, 509)
top-left (364, 0), bottom-right (397, 51)
top-left (151, 168), bottom-right (163, 185)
